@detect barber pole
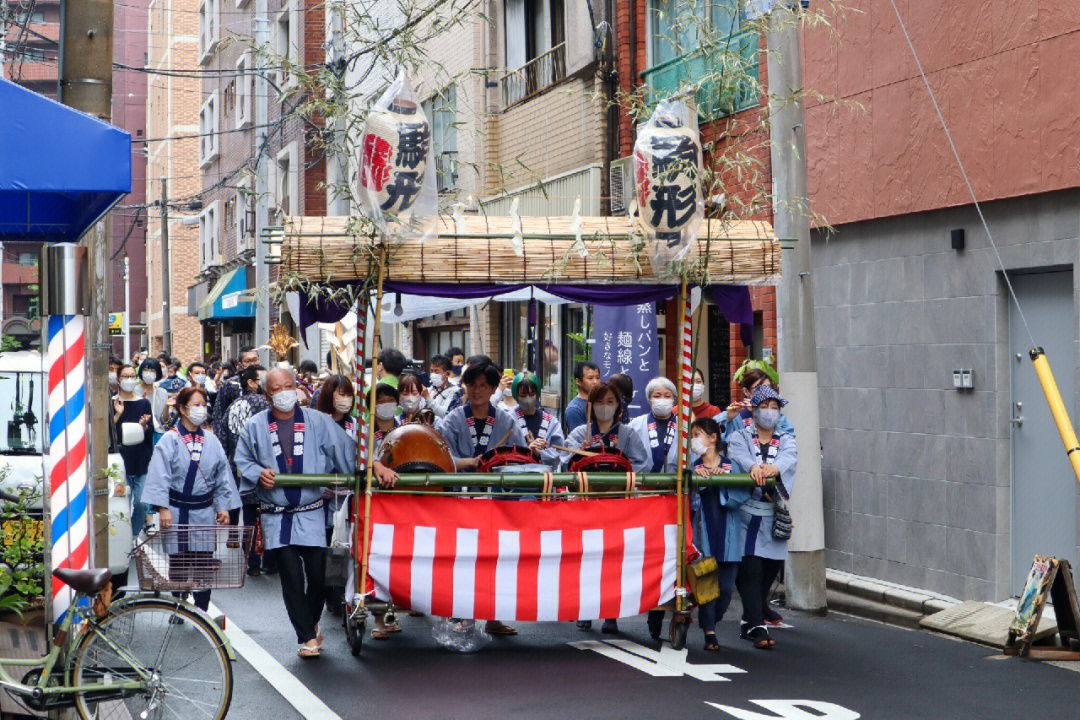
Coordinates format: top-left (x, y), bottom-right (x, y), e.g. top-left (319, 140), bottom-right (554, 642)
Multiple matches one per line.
top-left (355, 296), bottom-right (368, 470)
top-left (46, 314), bottom-right (91, 621)
top-left (678, 291), bottom-right (693, 459)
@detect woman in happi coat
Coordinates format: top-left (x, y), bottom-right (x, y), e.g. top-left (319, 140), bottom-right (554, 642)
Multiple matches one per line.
top-left (727, 385), bottom-right (798, 649)
top-left (722, 364), bottom-right (794, 444)
top-left (434, 362), bottom-right (526, 472)
top-left (235, 369), bottom-right (357, 659)
top-left (433, 362), bottom-right (524, 636)
top-left (510, 371), bottom-right (564, 470)
top-left (689, 417), bottom-right (750, 651)
top-left (564, 381), bottom-right (650, 635)
top-left (142, 385), bottom-right (242, 612)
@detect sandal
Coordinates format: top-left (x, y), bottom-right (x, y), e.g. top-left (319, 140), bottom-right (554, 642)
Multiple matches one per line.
top-left (385, 622), bottom-right (402, 634)
top-left (601, 619), bottom-right (619, 634)
top-left (297, 645), bottom-right (321, 658)
top-left (485, 620), bottom-right (518, 636)
top-left (746, 626), bottom-right (775, 650)
top-left (371, 628), bottom-right (392, 640)
top-left (315, 624), bottom-right (324, 648)
top-left (576, 620), bottom-right (592, 631)
top-left (703, 634), bottom-right (720, 652)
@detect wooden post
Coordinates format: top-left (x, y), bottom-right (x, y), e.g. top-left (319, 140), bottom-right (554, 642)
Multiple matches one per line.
top-left (357, 244), bottom-right (388, 611)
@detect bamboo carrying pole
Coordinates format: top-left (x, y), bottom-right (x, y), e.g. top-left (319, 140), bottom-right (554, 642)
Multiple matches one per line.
top-left (1030, 347), bottom-right (1080, 485)
top-left (357, 245), bottom-right (388, 611)
top-left (274, 472), bottom-right (771, 489)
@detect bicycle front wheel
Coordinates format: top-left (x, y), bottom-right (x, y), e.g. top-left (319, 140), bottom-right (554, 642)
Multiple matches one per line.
top-left (70, 600), bottom-right (233, 720)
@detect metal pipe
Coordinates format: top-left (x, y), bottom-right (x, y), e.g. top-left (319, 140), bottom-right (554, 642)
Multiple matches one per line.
top-left (273, 472), bottom-right (770, 490)
top-left (1030, 347), bottom-right (1080, 485)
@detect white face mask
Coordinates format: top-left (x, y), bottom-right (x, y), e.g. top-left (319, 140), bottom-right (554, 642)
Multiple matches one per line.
top-left (430, 373), bottom-right (445, 389)
top-left (517, 396), bottom-right (538, 413)
top-left (186, 405), bottom-right (208, 426)
top-left (594, 404), bottom-right (617, 423)
top-left (650, 397), bottom-right (675, 418)
top-left (448, 376), bottom-right (461, 386)
top-left (691, 437), bottom-right (709, 456)
top-left (108, 372), bottom-right (118, 385)
top-left (142, 371), bottom-right (157, 384)
top-left (375, 402), bottom-right (397, 420)
top-left (400, 395), bottom-right (423, 413)
top-left (119, 378), bottom-right (138, 393)
top-left (190, 373), bottom-right (207, 385)
top-left (333, 396), bottom-right (354, 415)
top-left (692, 383), bottom-right (706, 402)
top-left (271, 389), bottom-right (298, 413)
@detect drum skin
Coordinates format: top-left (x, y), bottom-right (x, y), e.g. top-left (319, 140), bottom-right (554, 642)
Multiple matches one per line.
top-left (568, 447), bottom-right (634, 473)
top-left (378, 423), bottom-right (456, 474)
top-left (477, 445), bottom-right (541, 473)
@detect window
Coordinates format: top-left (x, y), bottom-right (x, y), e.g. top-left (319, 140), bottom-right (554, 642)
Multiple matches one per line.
top-left (273, 144), bottom-right (297, 221)
top-left (325, 151), bottom-right (350, 216)
top-left (275, 5), bottom-right (299, 91)
top-left (17, 252), bottom-right (37, 266)
top-left (236, 179), bottom-right (252, 251)
top-left (501, 0), bottom-right (566, 106)
top-left (12, 295), bottom-right (32, 315)
top-left (15, 9), bottom-right (45, 24)
top-left (421, 87), bottom-right (458, 193)
top-left (643, 0), bottom-right (757, 120)
top-left (198, 0), bottom-right (220, 64)
top-left (235, 53), bottom-right (253, 127)
top-left (199, 92), bottom-right (220, 166)
top-left (223, 80), bottom-right (235, 117)
top-left (199, 202), bottom-right (220, 269)
top-left (223, 196), bottom-right (236, 234)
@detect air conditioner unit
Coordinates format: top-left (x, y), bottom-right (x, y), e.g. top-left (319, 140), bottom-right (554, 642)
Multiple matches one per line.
top-left (609, 156), bottom-right (636, 215)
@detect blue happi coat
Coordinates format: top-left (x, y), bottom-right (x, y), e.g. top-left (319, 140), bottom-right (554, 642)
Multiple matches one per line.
top-left (143, 426), bottom-right (242, 553)
top-left (692, 456), bottom-right (751, 563)
top-left (628, 412), bottom-right (687, 473)
top-left (235, 407), bottom-right (356, 549)
top-left (727, 424), bottom-right (797, 561)
top-left (512, 406), bottom-right (565, 469)
top-left (435, 402), bottom-right (525, 461)
top-left (562, 421), bottom-right (651, 475)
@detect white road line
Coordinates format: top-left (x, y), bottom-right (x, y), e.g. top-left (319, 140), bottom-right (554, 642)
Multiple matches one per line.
top-left (207, 603), bottom-right (342, 720)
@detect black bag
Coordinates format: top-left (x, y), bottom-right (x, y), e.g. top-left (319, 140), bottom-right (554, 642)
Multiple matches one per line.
top-left (771, 495), bottom-right (793, 541)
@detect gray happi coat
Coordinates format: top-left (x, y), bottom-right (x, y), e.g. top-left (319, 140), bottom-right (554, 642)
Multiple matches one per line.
top-left (142, 427), bottom-right (242, 553)
top-left (235, 407), bottom-right (355, 549)
top-left (434, 402), bottom-right (525, 461)
top-left (562, 421), bottom-right (652, 475)
top-left (727, 424), bottom-right (798, 561)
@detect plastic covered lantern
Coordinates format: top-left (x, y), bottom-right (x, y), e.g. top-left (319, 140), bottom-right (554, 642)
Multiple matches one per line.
top-left (632, 99), bottom-right (704, 273)
top-left (358, 69), bottom-right (438, 240)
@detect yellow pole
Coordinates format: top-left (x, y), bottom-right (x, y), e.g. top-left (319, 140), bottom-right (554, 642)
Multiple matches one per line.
top-left (358, 244), bottom-right (388, 610)
top-left (1030, 347), bottom-right (1080, 485)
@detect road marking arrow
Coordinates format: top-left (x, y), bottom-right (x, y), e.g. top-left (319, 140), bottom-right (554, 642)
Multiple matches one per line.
top-left (569, 638), bottom-right (747, 681)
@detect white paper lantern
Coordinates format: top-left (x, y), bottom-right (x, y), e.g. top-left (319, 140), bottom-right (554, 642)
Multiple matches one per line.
top-left (360, 98), bottom-right (431, 216)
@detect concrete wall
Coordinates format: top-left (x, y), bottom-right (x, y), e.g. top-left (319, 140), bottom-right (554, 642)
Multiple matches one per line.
top-left (813, 189), bottom-right (1080, 601)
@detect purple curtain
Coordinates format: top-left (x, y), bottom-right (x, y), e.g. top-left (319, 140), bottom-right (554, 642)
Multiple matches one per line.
top-left (710, 284), bottom-right (755, 348)
top-left (299, 281), bottom-right (756, 349)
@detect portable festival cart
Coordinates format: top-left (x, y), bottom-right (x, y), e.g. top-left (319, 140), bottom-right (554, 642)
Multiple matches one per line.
top-left (267, 213), bottom-right (784, 655)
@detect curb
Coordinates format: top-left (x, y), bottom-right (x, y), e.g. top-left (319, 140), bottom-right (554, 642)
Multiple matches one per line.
top-left (825, 569), bottom-right (959, 628)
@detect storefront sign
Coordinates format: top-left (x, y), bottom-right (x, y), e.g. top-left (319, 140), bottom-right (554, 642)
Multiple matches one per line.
top-left (591, 303), bottom-right (658, 416)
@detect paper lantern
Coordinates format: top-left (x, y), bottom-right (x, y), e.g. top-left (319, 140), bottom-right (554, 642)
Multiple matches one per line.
top-left (360, 98), bottom-right (431, 216)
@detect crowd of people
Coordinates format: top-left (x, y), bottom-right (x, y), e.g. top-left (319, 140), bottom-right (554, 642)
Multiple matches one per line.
top-left (109, 344), bottom-right (797, 658)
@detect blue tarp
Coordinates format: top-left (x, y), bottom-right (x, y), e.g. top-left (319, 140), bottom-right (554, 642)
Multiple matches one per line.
top-left (0, 77), bottom-right (131, 240)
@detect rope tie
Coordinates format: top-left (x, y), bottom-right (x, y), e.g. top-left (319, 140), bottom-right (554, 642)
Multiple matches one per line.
top-left (542, 472), bottom-right (554, 499)
top-left (576, 472), bottom-right (589, 494)
top-left (625, 471), bottom-right (637, 497)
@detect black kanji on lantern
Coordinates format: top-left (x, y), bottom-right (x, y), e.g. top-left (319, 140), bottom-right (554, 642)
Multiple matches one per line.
top-left (396, 122), bottom-right (430, 170)
top-left (649, 185), bottom-right (697, 230)
top-left (381, 170), bottom-right (423, 212)
top-left (649, 134), bottom-right (699, 180)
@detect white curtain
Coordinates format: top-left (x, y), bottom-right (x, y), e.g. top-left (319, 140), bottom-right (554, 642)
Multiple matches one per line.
top-left (505, 0), bottom-right (527, 69)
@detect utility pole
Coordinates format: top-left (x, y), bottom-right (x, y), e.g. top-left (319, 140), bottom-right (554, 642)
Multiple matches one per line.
top-left (122, 256), bottom-right (130, 362)
top-left (253, 0), bottom-right (271, 365)
top-left (59, 0), bottom-right (113, 571)
top-left (767, 0), bottom-right (826, 612)
top-left (161, 178), bottom-right (171, 356)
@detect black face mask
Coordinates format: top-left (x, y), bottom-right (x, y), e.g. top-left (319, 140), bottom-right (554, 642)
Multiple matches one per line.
top-left (452, 364), bottom-right (463, 375)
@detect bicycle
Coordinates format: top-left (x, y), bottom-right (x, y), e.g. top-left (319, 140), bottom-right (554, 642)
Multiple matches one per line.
top-left (0, 524), bottom-right (252, 719)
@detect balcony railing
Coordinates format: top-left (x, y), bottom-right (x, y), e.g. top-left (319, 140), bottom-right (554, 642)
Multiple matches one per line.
top-left (500, 42), bottom-right (567, 110)
top-left (641, 29), bottom-right (759, 122)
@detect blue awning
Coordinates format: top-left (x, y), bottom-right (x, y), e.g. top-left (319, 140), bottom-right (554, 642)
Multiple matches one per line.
top-left (198, 266), bottom-right (255, 321)
top-left (0, 78), bottom-right (131, 240)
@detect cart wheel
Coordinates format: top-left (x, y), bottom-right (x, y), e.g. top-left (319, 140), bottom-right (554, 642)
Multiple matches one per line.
top-left (346, 612), bottom-right (365, 657)
top-left (669, 617), bottom-right (688, 650)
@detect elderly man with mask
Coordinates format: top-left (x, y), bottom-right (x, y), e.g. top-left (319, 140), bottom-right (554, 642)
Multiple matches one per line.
top-left (234, 368), bottom-right (356, 659)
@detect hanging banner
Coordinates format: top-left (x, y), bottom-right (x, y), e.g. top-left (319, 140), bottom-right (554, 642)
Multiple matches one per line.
top-left (592, 303), bottom-right (658, 417)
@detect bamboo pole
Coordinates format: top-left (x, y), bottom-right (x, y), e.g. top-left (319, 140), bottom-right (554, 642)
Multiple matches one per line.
top-left (274, 472), bottom-right (770, 489)
top-left (357, 243), bottom-right (388, 612)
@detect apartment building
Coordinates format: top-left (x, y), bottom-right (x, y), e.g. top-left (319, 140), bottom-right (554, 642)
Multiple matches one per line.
top-left (804, 2), bottom-right (1080, 601)
top-left (146, 0), bottom-right (203, 361)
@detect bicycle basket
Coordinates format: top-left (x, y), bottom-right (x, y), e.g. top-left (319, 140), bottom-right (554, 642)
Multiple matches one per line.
top-left (132, 525), bottom-right (254, 592)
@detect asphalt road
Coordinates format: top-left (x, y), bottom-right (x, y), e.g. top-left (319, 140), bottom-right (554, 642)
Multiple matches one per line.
top-left (209, 574), bottom-right (1080, 720)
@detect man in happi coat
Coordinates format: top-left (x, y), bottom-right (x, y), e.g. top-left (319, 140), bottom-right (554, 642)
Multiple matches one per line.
top-left (433, 361), bottom-right (524, 635)
top-left (235, 368), bottom-right (356, 658)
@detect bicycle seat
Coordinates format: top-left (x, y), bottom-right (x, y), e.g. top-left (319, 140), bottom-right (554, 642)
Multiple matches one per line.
top-left (52, 567), bottom-right (112, 595)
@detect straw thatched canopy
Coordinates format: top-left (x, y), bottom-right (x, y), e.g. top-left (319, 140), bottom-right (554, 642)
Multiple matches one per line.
top-left (274, 215), bottom-right (782, 286)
